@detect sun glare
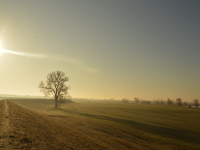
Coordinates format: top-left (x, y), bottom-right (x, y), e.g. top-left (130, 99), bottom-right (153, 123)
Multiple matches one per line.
top-left (0, 41), bottom-right (2, 49)
top-left (0, 41), bottom-right (2, 56)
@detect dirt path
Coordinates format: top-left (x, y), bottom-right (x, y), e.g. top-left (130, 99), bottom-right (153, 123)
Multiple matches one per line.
top-left (0, 100), bottom-right (10, 150)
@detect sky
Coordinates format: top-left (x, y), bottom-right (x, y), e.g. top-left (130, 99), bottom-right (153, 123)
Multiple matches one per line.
top-left (0, 0), bottom-right (200, 101)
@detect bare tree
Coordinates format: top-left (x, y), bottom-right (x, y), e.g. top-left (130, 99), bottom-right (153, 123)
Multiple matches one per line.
top-left (134, 97), bottom-right (140, 104)
top-left (39, 71), bottom-right (70, 108)
top-left (193, 99), bottom-right (199, 107)
top-left (176, 98), bottom-right (182, 106)
top-left (122, 98), bottom-right (129, 103)
top-left (167, 98), bottom-right (173, 105)
top-left (184, 102), bottom-right (187, 107)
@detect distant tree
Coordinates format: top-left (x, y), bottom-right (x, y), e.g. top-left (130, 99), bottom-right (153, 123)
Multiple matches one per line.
top-left (134, 97), bottom-right (140, 103)
top-left (154, 99), bottom-right (164, 105)
top-left (176, 98), bottom-right (182, 106)
top-left (154, 99), bottom-right (159, 105)
top-left (193, 99), bottom-right (199, 107)
top-left (184, 102), bottom-right (187, 107)
top-left (159, 99), bottom-right (165, 105)
top-left (167, 98), bottom-right (173, 105)
top-left (122, 98), bottom-right (129, 103)
top-left (39, 71), bottom-right (70, 108)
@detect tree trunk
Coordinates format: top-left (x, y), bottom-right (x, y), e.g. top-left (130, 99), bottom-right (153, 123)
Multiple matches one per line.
top-left (55, 96), bottom-right (58, 108)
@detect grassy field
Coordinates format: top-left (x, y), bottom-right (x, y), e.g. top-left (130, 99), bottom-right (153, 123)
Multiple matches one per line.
top-left (9, 99), bottom-right (200, 149)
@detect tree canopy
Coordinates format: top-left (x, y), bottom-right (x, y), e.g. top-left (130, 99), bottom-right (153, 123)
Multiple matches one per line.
top-left (39, 71), bottom-right (69, 108)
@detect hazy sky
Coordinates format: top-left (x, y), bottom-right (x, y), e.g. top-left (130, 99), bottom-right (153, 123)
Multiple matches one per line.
top-left (0, 0), bottom-right (200, 101)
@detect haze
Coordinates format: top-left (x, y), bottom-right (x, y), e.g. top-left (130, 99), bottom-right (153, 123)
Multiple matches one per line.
top-left (0, 0), bottom-right (199, 101)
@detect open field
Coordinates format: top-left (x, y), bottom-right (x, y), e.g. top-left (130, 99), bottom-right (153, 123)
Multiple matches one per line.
top-left (1, 99), bottom-right (200, 149)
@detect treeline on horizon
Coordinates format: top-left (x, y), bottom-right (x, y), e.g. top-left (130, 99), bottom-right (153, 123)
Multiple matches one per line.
top-left (122, 97), bottom-right (200, 107)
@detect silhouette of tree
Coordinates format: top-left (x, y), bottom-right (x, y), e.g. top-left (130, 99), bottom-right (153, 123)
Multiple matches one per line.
top-left (134, 97), bottom-right (140, 103)
top-left (39, 71), bottom-right (69, 108)
top-left (184, 102), bottom-right (187, 107)
top-left (122, 98), bottom-right (129, 103)
top-left (176, 98), bottom-right (182, 106)
top-left (193, 99), bottom-right (199, 107)
top-left (167, 98), bottom-right (173, 105)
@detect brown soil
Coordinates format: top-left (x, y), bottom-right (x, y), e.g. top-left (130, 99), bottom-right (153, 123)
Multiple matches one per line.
top-left (0, 100), bottom-right (147, 150)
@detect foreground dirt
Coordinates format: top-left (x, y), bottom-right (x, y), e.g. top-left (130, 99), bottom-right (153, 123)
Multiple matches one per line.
top-left (0, 100), bottom-right (10, 149)
top-left (0, 100), bottom-right (150, 150)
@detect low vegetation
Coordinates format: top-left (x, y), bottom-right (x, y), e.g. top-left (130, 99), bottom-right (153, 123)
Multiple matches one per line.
top-left (124, 97), bottom-right (200, 107)
top-left (8, 98), bottom-right (200, 149)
